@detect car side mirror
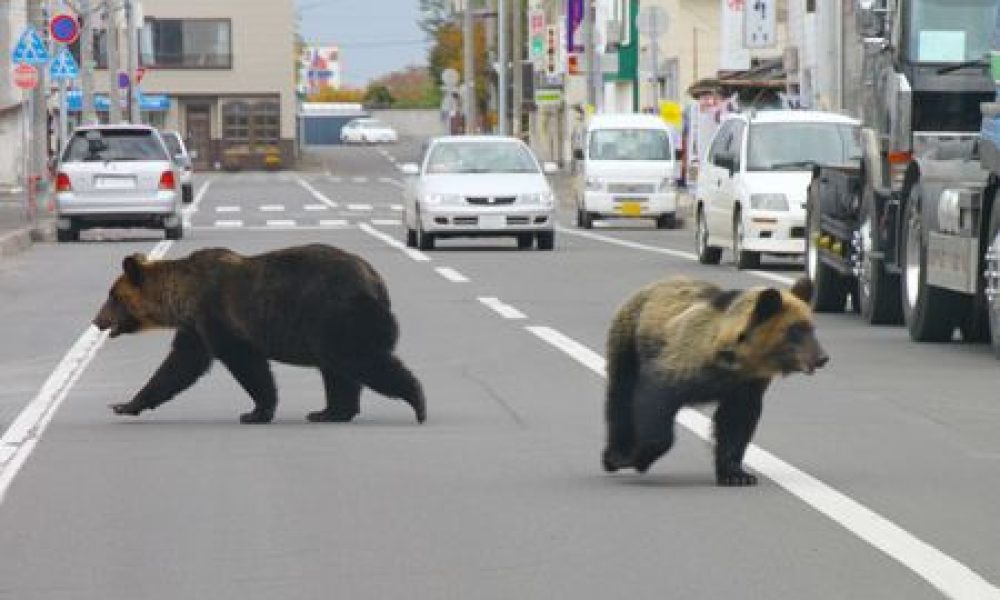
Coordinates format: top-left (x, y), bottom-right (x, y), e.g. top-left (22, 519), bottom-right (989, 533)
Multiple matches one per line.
top-left (715, 153), bottom-right (734, 172)
top-left (573, 148), bottom-right (584, 160)
top-left (542, 162), bottom-right (559, 174)
top-left (401, 163), bottom-right (420, 176)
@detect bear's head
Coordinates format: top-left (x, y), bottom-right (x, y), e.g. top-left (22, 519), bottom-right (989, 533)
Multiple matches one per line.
top-left (93, 254), bottom-right (166, 337)
top-left (715, 277), bottom-right (829, 379)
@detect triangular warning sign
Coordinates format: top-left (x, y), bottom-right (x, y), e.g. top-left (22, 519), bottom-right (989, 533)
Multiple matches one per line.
top-left (11, 27), bottom-right (50, 65)
top-left (49, 47), bottom-right (79, 80)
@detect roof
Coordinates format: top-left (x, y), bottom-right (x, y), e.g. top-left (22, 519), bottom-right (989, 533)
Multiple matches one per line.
top-left (726, 109), bottom-right (859, 125)
top-left (586, 113), bottom-right (671, 129)
top-left (73, 123), bottom-right (157, 132)
top-left (430, 135), bottom-right (527, 144)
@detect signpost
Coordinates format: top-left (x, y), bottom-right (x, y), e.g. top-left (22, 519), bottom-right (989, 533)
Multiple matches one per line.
top-left (49, 13), bottom-right (81, 45)
top-left (49, 47), bottom-right (80, 153)
top-left (12, 64), bottom-right (39, 90)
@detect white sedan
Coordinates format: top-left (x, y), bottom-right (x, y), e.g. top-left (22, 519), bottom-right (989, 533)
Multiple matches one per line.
top-left (400, 136), bottom-right (559, 250)
top-left (340, 118), bottom-right (398, 144)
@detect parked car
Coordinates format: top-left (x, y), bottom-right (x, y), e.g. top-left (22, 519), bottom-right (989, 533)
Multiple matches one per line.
top-left (573, 113), bottom-right (680, 229)
top-left (54, 124), bottom-right (183, 242)
top-left (400, 136), bottom-right (559, 250)
top-left (160, 130), bottom-right (194, 203)
top-left (340, 118), bottom-right (398, 144)
top-left (694, 110), bottom-right (861, 269)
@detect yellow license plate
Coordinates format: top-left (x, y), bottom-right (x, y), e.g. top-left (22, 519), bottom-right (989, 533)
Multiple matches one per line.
top-left (617, 201), bottom-right (643, 216)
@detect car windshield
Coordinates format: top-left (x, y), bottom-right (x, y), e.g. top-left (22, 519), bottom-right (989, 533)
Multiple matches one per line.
top-left (426, 141), bottom-right (539, 174)
top-left (588, 128), bottom-right (672, 160)
top-left (63, 130), bottom-right (169, 162)
top-left (161, 133), bottom-right (182, 156)
top-left (747, 122), bottom-right (861, 171)
top-left (903, 0), bottom-right (995, 64)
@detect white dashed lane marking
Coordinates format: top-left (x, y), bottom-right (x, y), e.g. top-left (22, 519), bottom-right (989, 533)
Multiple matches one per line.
top-left (436, 267), bottom-right (469, 283)
top-left (478, 297), bottom-right (527, 320)
top-left (358, 223), bottom-right (430, 262)
top-left (214, 220), bottom-right (243, 228)
top-left (319, 219), bottom-right (349, 227)
top-left (260, 205), bottom-right (285, 212)
top-left (294, 175), bottom-right (339, 208)
top-left (215, 206), bottom-right (240, 213)
top-left (265, 219), bottom-right (296, 227)
top-left (347, 203), bottom-right (373, 211)
top-left (370, 219), bottom-right (401, 226)
top-left (304, 204), bottom-right (329, 211)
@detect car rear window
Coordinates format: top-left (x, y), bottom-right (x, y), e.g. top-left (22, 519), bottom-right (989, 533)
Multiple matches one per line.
top-left (161, 133), bottom-right (182, 156)
top-left (63, 130), bottom-right (169, 162)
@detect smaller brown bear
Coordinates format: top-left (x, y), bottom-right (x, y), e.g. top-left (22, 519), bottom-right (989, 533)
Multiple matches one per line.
top-left (602, 276), bottom-right (827, 485)
top-left (93, 244), bottom-right (426, 424)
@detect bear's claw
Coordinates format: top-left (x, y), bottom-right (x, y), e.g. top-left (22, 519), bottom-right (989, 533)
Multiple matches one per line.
top-left (239, 409), bottom-right (275, 424)
top-left (716, 470), bottom-right (758, 486)
top-left (110, 402), bottom-right (142, 416)
top-left (307, 409), bottom-right (357, 423)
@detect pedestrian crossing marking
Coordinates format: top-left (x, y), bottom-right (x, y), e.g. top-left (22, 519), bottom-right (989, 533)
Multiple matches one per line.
top-left (319, 219), bottom-right (349, 227)
top-left (260, 205), bottom-right (285, 212)
top-left (266, 219), bottom-right (296, 227)
top-left (215, 220), bottom-right (243, 227)
top-left (371, 219), bottom-right (401, 226)
top-left (215, 206), bottom-right (240, 213)
top-left (11, 27), bottom-right (50, 65)
top-left (304, 204), bottom-right (329, 211)
top-left (347, 203), bottom-right (373, 211)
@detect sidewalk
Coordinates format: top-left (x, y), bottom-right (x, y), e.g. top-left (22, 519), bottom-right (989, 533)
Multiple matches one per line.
top-left (0, 189), bottom-right (55, 260)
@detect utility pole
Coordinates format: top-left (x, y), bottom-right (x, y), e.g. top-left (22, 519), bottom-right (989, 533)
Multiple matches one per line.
top-left (28, 0), bottom-right (47, 180)
top-left (511, 0), bottom-right (522, 138)
top-left (497, 0), bottom-right (506, 135)
top-left (105, 0), bottom-right (122, 123)
top-left (463, 0), bottom-right (476, 133)
top-left (584, 0), bottom-right (596, 109)
top-left (79, 0), bottom-right (97, 125)
top-left (126, 0), bottom-right (140, 123)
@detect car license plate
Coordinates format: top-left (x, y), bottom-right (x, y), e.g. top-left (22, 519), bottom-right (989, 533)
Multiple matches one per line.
top-left (95, 176), bottom-right (137, 190)
top-left (479, 215), bottom-right (506, 229)
top-left (616, 200), bottom-right (643, 216)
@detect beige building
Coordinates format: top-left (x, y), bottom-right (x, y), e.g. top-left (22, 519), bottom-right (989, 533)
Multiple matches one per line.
top-left (84, 0), bottom-right (297, 170)
top-left (0, 0), bottom-right (29, 189)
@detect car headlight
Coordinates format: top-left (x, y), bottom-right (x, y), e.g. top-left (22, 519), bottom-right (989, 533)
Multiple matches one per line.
top-left (521, 191), bottom-right (555, 207)
top-left (585, 177), bottom-right (604, 191)
top-left (750, 193), bottom-right (789, 211)
top-left (423, 193), bottom-right (461, 205)
top-left (658, 178), bottom-right (675, 192)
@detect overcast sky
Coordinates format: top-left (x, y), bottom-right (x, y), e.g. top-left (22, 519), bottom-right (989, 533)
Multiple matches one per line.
top-left (296, 0), bottom-right (433, 87)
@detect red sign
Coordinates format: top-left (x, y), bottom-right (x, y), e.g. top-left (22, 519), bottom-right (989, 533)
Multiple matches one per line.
top-left (12, 63), bottom-right (39, 90)
top-left (135, 67), bottom-right (146, 84)
top-left (49, 14), bottom-right (80, 45)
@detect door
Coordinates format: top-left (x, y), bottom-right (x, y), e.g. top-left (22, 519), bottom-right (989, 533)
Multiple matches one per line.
top-left (699, 119), bottom-right (736, 238)
top-left (714, 120), bottom-right (745, 245)
top-left (185, 104), bottom-right (211, 170)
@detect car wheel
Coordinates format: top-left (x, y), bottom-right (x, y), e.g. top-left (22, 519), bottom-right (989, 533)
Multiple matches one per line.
top-left (517, 233), bottom-right (534, 249)
top-left (405, 227), bottom-right (417, 248)
top-left (56, 224), bottom-right (79, 243)
top-left (733, 212), bottom-right (760, 270)
top-left (182, 184), bottom-right (193, 204)
top-left (537, 230), bottom-right (555, 251)
top-left (695, 206), bottom-right (722, 265)
top-left (416, 218), bottom-right (434, 250)
top-left (655, 213), bottom-right (677, 229)
top-left (165, 222), bottom-right (184, 240)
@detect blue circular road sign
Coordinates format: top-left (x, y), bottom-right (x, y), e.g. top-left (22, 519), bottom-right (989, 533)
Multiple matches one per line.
top-left (50, 14), bottom-right (80, 45)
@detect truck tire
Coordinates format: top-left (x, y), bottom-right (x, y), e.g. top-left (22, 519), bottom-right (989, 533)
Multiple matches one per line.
top-left (695, 206), bottom-right (722, 265)
top-left (900, 195), bottom-right (960, 342)
top-left (806, 203), bottom-right (848, 312)
top-left (857, 183), bottom-right (902, 324)
top-left (987, 204), bottom-right (1000, 358)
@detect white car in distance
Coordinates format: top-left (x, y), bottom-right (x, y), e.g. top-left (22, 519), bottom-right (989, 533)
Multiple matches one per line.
top-left (340, 118), bottom-right (398, 144)
top-left (400, 136), bottom-right (559, 250)
top-left (695, 110), bottom-right (861, 269)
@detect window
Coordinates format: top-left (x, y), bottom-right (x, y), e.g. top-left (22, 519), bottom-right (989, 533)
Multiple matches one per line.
top-left (903, 0), bottom-right (995, 63)
top-left (62, 129), bottom-right (168, 163)
top-left (141, 19), bottom-right (231, 68)
top-left (588, 129), bottom-right (673, 161)
top-left (222, 99), bottom-right (281, 151)
top-left (747, 122), bottom-right (861, 170)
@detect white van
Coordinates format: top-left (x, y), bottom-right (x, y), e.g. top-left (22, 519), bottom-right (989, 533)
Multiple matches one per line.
top-left (573, 113), bottom-right (679, 229)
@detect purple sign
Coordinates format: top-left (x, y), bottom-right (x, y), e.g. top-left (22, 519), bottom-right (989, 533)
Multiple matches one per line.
top-left (117, 71), bottom-right (130, 89)
top-left (567, 0), bottom-right (584, 52)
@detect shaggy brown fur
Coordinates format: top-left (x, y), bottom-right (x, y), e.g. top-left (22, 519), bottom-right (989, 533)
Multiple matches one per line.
top-left (603, 276), bottom-right (827, 485)
top-left (93, 244), bottom-right (425, 424)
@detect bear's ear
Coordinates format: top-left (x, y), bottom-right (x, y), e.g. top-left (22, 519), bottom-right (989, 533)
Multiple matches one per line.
top-left (750, 288), bottom-right (783, 326)
top-left (122, 254), bottom-right (146, 286)
top-left (790, 277), bottom-right (814, 304)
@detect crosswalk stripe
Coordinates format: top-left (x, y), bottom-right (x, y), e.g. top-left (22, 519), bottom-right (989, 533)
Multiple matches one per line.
top-left (371, 219), bottom-right (401, 226)
top-left (260, 205), bottom-right (285, 212)
top-left (215, 206), bottom-right (240, 213)
top-left (214, 220), bottom-right (243, 227)
top-left (347, 203), bottom-right (373, 211)
top-left (266, 219), bottom-right (296, 227)
top-left (304, 204), bottom-right (329, 211)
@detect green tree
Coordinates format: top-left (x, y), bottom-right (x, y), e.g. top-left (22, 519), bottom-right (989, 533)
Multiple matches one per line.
top-left (364, 84), bottom-right (396, 108)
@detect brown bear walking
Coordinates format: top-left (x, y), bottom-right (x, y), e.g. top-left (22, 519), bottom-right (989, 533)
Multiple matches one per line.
top-left (602, 276), bottom-right (827, 485)
top-left (93, 244), bottom-right (426, 424)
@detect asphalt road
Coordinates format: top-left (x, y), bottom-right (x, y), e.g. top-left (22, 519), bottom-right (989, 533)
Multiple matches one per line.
top-left (0, 138), bottom-right (998, 599)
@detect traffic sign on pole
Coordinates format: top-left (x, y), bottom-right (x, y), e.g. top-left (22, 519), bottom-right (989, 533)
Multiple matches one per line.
top-left (49, 46), bottom-right (80, 80)
top-left (11, 27), bottom-right (50, 65)
top-left (49, 13), bottom-right (81, 45)
top-left (12, 64), bottom-right (39, 90)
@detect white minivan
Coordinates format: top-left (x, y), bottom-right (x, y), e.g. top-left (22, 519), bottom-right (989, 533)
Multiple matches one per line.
top-left (573, 113), bottom-right (679, 229)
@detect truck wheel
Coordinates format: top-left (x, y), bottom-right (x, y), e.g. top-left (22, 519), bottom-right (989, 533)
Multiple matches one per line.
top-left (900, 196), bottom-right (959, 342)
top-left (733, 213), bottom-right (760, 270)
top-left (986, 204), bottom-right (1000, 358)
top-left (856, 184), bottom-right (902, 324)
top-left (806, 204), bottom-right (847, 312)
top-left (695, 206), bottom-right (722, 265)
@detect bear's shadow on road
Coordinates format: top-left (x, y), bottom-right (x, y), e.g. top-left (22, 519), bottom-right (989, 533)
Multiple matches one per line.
top-left (609, 472), bottom-right (721, 488)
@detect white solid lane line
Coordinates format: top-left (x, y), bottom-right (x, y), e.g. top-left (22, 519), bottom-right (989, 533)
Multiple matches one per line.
top-left (435, 267), bottom-right (469, 283)
top-left (525, 325), bottom-right (1000, 600)
top-left (557, 225), bottom-right (797, 287)
top-left (478, 297), bottom-right (527, 320)
top-left (293, 175), bottom-right (339, 208)
top-left (181, 179), bottom-right (212, 226)
top-left (358, 223), bottom-right (430, 262)
top-left (0, 238), bottom-right (177, 505)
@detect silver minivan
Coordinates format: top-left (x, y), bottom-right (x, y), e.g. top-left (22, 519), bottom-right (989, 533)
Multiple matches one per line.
top-left (54, 124), bottom-right (183, 242)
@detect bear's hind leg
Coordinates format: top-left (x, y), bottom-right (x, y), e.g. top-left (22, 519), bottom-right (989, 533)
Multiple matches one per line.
top-left (627, 375), bottom-right (680, 474)
top-left (308, 369), bottom-right (362, 422)
top-left (713, 380), bottom-right (767, 486)
top-left (346, 354), bottom-right (426, 423)
top-left (215, 340), bottom-right (279, 424)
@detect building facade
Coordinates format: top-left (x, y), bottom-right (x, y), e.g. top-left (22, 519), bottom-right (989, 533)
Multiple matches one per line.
top-left (0, 0), bottom-right (29, 189)
top-left (79, 0), bottom-right (297, 170)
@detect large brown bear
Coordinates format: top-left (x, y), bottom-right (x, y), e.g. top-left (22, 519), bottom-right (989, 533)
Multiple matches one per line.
top-left (93, 244), bottom-right (426, 424)
top-left (602, 276), bottom-right (827, 485)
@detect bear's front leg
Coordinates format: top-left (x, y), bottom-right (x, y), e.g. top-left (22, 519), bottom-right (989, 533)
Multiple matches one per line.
top-left (110, 329), bottom-right (213, 417)
top-left (713, 380), bottom-right (766, 486)
top-left (308, 369), bottom-right (362, 422)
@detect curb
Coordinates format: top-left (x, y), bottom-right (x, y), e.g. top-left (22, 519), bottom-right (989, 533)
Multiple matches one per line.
top-left (0, 220), bottom-right (56, 260)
